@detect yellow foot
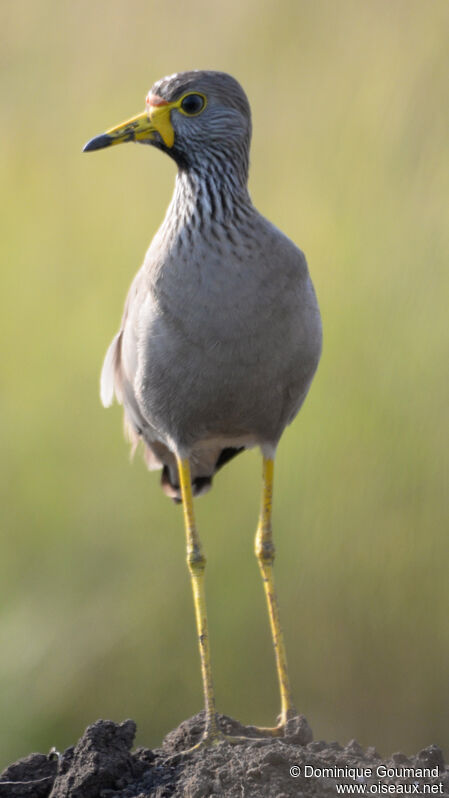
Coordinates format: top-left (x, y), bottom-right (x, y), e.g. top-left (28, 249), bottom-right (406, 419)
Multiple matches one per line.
top-left (245, 724), bottom-right (284, 738)
top-left (245, 711), bottom-right (313, 743)
top-left (241, 706), bottom-right (294, 738)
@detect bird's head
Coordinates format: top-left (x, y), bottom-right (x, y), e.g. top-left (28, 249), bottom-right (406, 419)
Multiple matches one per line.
top-left (84, 70), bottom-right (252, 176)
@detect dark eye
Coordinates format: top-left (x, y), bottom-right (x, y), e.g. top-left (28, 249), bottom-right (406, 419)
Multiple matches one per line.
top-left (180, 94), bottom-right (205, 115)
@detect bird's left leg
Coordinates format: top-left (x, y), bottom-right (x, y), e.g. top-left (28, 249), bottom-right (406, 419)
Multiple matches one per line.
top-left (254, 454), bottom-right (297, 734)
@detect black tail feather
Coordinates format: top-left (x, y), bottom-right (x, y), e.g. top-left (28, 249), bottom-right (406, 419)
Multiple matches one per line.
top-left (160, 446), bottom-right (246, 503)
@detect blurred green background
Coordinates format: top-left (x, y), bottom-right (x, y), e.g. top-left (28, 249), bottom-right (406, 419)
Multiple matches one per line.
top-left (1, 0), bottom-right (448, 769)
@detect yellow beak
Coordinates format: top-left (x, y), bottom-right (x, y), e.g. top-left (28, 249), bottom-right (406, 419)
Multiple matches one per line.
top-left (83, 101), bottom-right (176, 152)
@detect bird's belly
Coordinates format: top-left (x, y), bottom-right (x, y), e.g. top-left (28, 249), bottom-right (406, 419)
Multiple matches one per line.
top-left (132, 289), bottom-right (321, 451)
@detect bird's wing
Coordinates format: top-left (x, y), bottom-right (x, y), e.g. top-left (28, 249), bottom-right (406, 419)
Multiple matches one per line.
top-left (100, 330), bottom-right (123, 408)
top-left (99, 271), bottom-right (145, 433)
top-left (99, 277), bottom-right (136, 409)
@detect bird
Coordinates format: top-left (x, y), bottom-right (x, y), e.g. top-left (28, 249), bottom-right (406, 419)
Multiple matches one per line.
top-left (84, 70), bottom-right (322, 751)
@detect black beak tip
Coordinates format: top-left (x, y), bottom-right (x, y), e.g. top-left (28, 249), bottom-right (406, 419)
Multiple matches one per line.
top-left (83, 134), bottom-right (112, 152)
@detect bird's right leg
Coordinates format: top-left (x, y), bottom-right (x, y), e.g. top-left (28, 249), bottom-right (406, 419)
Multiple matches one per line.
top-left (177, 456), bottom-right (223, 747)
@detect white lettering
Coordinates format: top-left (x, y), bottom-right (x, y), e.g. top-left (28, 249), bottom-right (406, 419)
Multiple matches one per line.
top-left (304, 766), bottom-right (314, 777)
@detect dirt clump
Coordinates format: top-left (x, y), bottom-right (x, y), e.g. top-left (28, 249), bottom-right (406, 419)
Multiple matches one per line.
top-left (0, 713), bottom-right (447, 797)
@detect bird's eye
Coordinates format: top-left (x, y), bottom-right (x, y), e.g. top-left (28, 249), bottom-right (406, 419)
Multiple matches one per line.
top-left (180, 93), bottom-right (206, 116)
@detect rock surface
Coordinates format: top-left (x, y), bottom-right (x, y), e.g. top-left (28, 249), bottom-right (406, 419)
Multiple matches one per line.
top-left (1, 713), bottom-right (447, 797)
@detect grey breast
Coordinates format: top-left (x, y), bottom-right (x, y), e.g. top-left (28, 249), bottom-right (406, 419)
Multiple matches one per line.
top-left (111, 205), bottom-right (322, 457)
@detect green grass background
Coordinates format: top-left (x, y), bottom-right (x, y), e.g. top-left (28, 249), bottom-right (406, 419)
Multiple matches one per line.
top-left (0, 0), bottom-right (448, 768)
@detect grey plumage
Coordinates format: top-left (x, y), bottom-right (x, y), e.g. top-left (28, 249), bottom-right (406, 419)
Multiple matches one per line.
top-left (100, 70), bottom-right (322, 500)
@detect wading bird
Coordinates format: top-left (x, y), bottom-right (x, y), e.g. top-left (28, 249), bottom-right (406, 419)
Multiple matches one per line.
top-left (84, 70), bottom-right (322, 750)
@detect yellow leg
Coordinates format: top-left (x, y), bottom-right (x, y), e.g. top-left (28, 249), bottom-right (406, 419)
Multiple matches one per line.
top-left (177, 457), bottom-right (222, 744)
top-left (255, 456), bottom-right (296, 727)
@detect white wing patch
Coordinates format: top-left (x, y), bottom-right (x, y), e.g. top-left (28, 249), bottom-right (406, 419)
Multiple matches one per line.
top-left (100, 332), bottom-right (122, 408)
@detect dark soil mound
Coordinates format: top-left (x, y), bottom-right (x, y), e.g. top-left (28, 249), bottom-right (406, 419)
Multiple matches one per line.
top-left (1, 713), bottom-right (447, 797)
